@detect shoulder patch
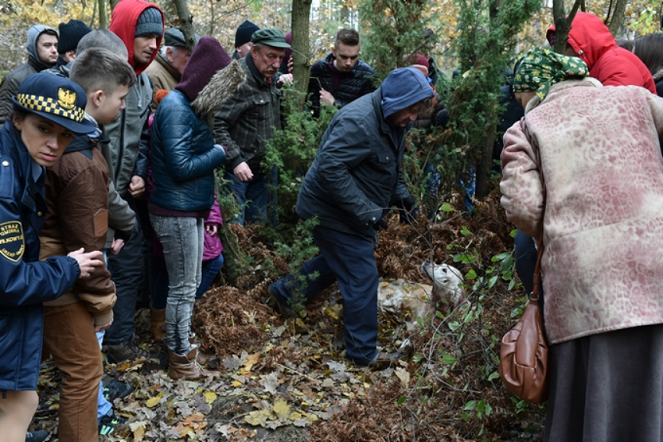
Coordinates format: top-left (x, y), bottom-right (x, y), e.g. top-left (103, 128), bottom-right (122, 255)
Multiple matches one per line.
top-left (0, 221), bottom-right (25, 262)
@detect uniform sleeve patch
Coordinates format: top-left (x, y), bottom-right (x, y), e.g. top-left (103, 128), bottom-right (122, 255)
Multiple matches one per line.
top-left (0, 221), bottom-right (25, 262)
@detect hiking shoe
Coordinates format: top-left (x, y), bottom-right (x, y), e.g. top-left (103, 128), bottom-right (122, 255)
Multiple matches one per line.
top-left (366, 345), bottom-right (413, 371)
top-left (104, 339), bottom-right (159, 364)
top-left (25, 431), bottom-right (50, 442)
top-left (103, 379), bottom-right (134, 401)
top-left (98, 411), bottom-right (126, 436)
top-left (267, 284), bottom-right (297, 319)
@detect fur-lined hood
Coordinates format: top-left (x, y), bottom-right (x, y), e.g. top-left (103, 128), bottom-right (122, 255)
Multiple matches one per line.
top-left (191, 60), bottom-right (245, 117)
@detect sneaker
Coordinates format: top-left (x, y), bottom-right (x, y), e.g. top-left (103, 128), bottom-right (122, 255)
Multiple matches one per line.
top-left (104, 339), bottom-right (159, 364)
top-left (98, 411), bottom-right (126, 436)
top-left (103, 379), bottom-right (134, 401)
top-left (25, 431), bottom-right (50, 442)
top-left (267, 284), bottom-right (297, 319)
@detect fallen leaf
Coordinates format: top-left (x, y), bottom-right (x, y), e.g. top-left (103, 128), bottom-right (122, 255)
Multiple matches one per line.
top-left (395, 367), bottom-right (410, 388)
top-left (145, 392), bottom-right (165, 408)
top-left (273, 398), bottom-right (291, 421)
top-left (204, 391), bottom-right (217, 404)
top-left (261, 372), bottom-right (280, 395)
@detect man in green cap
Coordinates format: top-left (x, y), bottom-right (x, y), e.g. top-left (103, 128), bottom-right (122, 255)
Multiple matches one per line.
top-left (213, 28), bottom-right (290, 225)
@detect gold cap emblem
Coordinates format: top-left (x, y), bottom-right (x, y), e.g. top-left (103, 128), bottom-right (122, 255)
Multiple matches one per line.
top-left (57, 88), bottom-right (77, 110)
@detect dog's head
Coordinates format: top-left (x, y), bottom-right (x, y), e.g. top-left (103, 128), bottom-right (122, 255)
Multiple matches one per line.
top-left (421, 260), bottom-right (465, 314)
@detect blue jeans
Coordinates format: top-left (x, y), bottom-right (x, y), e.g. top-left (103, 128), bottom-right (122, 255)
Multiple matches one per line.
top-left (269, 226), bottom-right (379, 365)
top-left (152, 254), bottom-right (225, 310)
top-left (225, 169), bottom-right (269, 225)
top-left (96, 331), bottom-right (112, 421)
top-left (105, 225), bottom-right (146, 345)
top-left (150, 214), bottom-right (204, 355)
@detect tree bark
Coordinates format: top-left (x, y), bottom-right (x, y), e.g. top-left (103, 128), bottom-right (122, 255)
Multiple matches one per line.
top-left (606, 0), bottom-right (627, 36)
top-left (172, 0), bottom-right (197, 53)
top-left (95, 0), bottom-right (105, 29)
top-left (552, 0), bottom-right (582, 54)
top-left (291, 0), bottom-right (313, 104)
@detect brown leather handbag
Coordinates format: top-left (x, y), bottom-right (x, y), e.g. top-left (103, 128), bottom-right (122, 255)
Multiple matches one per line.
top-left (498, 243), bottom-right (548, 403)
top-left (498, 118), bottom-right (549, 404)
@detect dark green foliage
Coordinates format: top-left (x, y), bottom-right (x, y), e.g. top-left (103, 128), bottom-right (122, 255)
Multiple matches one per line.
top-left (263, 87), bottom-right (336, 226)
top-left (441, 0), bottom-right (541, 199)
top-left (359, 0), bottom-right (434, 80)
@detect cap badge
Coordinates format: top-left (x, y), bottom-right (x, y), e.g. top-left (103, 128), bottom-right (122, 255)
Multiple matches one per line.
top-left (58, 88), bottom-right (77, 110)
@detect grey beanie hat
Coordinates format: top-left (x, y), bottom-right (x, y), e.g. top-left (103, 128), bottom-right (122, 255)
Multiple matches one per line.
top-left (135, 7), bottom-right (163, 38)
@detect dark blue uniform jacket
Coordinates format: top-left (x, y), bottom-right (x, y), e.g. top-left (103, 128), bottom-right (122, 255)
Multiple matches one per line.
top-left (0, 122), bottom-right (79, 392)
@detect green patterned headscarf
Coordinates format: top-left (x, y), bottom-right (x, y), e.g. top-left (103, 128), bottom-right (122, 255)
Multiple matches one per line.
top-left (513, 47), bottom-right (589, 100)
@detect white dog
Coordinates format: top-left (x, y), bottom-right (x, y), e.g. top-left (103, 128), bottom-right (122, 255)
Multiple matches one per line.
top-left (377, 261), bottom-right (465, 325)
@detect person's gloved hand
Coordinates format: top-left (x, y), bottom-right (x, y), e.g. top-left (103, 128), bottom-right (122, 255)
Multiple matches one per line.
top-left (396, 197), bottom-right (419, 223)
top-left (372, 219), bottom-right (389, 231)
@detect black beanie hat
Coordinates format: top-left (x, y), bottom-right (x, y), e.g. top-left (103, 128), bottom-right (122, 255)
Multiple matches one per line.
top-left (135, 7), bottom-right (163, 38)
top-left (234, 20), bottom-right (259, 48)
top-left (57, 20), bottom-right (92, 54)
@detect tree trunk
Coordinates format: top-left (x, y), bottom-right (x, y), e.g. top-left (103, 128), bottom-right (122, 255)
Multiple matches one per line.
top-left (109, 0), bottom-right (120, 10)
top-left (552, 0), bottom-right (582, 54)
top-left (93, 0), bottom-right (102, 29)
top-left (475, 0), bottom-right (501, 200)
top-left (606, 0), bottom-right (627, 36)
top-left (291, 0), bottom-right (313, 104)
top-left (172, 0), bottom-right (197, 53)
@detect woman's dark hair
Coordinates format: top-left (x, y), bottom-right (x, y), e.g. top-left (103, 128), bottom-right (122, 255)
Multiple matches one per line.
top-left (616, 39), bottom-right (634, 52)
top-left (10, 108), bottom-right (29, 121)
top-left (634, 34), bottom-right (663, 77)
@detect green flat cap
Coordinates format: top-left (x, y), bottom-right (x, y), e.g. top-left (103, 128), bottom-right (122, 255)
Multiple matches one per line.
top-left (251, 28), bottom-right (290, 48)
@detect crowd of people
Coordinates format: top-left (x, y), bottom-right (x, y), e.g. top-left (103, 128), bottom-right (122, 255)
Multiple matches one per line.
top-left (3, 2), bottom-right (663, 441)
top-left (0, 0), bottom-right (437, 440)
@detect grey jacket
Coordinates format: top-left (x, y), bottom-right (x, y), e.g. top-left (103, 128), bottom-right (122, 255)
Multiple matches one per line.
top-left (102, 71), bottom-right (152, 196)
top-left (296, 89), bottom-right (411, 243)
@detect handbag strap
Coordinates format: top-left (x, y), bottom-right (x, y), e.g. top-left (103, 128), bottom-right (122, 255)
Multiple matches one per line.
top-left (520, 118), bottom-right (545, 303)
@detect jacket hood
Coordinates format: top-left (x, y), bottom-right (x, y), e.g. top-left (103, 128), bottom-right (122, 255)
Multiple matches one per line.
top-left (109, 0), bottom-right (164, 75)
top-left (27, 25), bottom-right (58, 71)
top-left (546, 12), bottom-right (615, 69)
top-left (191, 60), bottom-right (246, 117)
top-left (176, 37), bottom-right (232, 102)
top-left (380, 67), bottom-right (434, 118)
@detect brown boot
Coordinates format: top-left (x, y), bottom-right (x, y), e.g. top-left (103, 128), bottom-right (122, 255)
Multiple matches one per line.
top-left (150, 308), bottom-right (166, 342)
top-left (187, 333), bottom-right (213, 365)
top-left (168, 347), bottom-right (206, 380)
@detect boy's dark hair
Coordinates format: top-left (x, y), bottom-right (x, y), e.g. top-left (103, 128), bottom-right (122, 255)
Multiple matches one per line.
top-left (335, 28), bottom-right (360, 47)
top-left (39, 28), bottom-right (59, 39)
top-left (70, 47), bottom-right (137, 95)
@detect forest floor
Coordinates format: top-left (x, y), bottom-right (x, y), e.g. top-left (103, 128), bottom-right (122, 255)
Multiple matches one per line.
top-left (31, 188), bottom-right (546, 441)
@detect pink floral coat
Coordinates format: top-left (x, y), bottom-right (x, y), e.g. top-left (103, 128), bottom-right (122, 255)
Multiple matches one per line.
top-left (500, 78), bottom-right (663, 344)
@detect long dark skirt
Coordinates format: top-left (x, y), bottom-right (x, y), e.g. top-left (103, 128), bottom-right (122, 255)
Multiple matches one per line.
top-left (545, 324), bottom-right (663, 442)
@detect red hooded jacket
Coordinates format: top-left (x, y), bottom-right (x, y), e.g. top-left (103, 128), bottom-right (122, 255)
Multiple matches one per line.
top-left (109, 0), bottom-right (164, 75)
top-left (547, 12), bottom-right (655, 93)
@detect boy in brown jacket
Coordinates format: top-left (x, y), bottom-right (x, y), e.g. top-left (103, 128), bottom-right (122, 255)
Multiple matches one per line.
top-left (39, 47), bottom-right (136, 442)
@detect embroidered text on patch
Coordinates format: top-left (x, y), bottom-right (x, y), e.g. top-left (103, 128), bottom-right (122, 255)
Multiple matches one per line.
top-left (0, 221), bottom-right (25, 262)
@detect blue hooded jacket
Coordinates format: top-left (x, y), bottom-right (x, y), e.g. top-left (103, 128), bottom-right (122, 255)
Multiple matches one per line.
top-left (296, 67), bottom-right (433, 242)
